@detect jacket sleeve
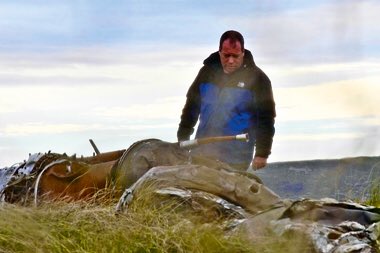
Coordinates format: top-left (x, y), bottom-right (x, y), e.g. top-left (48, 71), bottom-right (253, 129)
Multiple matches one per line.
top-left (254, 69), bottom-right (276, 158)
top-left (177, 68), bottom-right (204, 141)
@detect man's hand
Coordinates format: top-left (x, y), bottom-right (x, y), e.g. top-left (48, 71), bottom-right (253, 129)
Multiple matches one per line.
top-left (252, 156), bottom-right (267, 170)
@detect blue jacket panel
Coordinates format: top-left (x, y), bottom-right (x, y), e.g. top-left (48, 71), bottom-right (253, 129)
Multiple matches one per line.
top-left (193, 82), bottom-right (256, 164)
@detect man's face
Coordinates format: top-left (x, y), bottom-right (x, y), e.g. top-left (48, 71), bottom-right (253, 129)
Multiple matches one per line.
top-left (219, 39), bottom-right (245, 74)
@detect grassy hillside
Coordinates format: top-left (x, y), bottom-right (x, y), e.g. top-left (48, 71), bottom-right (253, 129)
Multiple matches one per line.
top-left (0, 190), bottom-right (322, 253)
top-left (256, 156), bottom-right (380, 201)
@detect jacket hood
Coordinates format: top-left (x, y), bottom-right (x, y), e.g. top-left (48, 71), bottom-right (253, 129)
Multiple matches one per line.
top-left (203, 49), bottom-right (256, 71)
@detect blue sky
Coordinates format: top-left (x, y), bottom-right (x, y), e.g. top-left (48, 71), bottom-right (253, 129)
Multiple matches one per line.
top-left (0, 0), bottom-right (379, 166)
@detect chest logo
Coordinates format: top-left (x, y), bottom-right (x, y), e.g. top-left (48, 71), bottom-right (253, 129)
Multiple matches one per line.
top-left (237, 81), bottom-right (245, 88)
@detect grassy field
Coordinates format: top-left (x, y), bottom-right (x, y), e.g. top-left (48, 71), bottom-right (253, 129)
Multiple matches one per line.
top-left (0, 194), bottom-right (259, 253)
top-left (0, 186), bottom-right (379, 253)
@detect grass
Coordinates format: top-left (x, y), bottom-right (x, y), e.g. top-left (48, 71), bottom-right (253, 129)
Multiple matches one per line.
top-left (364, 178), bottom-right (380, 207)
top-left (0, 184), bottom-right (379, 253)
top-left (0, 188), bottom-right (258, 253)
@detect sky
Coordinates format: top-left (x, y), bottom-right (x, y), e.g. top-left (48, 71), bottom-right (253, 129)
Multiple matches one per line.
top-left (0, 0), bottom-right (379, 167)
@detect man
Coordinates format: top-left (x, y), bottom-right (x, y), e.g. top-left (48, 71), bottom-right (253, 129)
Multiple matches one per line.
top-left (177, 30), bottom-right (275, 170)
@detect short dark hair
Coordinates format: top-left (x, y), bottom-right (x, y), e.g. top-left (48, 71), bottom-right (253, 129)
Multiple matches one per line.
top-left (219, 30), bottom-right (245, 52)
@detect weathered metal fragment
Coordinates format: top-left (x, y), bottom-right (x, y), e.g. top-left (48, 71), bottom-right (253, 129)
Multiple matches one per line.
top-left (116, 164), bottom-right (282, 214)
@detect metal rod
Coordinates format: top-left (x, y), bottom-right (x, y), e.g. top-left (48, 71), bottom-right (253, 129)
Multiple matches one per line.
top-left (179, 133), bottom-right (249, 149)
top-left (89, 139), bottom-right (101, 155)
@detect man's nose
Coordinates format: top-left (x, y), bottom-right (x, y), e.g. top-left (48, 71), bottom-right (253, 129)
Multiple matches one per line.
top-left (228, 57), bottom-right (235, 63)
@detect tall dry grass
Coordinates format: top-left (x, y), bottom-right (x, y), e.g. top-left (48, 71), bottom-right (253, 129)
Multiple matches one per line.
top-left (1, 184), bottom-right (379, 253)
top-left (0, 188), bottom-right (258, 253)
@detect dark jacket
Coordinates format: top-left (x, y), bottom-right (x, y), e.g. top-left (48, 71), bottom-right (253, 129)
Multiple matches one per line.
top-left (177, 50), bottom-right (275, 164)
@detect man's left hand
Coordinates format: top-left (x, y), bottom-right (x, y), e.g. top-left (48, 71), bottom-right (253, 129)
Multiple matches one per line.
top-left (252, 156), bottom-right (267, 170)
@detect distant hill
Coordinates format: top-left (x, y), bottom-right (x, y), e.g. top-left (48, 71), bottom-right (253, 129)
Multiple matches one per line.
top-left (252, 156), bottom-right (380, 201)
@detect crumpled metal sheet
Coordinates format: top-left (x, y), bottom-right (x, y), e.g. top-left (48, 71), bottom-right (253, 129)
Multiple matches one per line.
top-left (126, 185), bottom-right (380, 252)
top-left (118, 165), bottom-right (380, 253)
top-left (269, 219), bottom-right (379, 253)
top-left (0, 164), bottom-right (21, 199)
top-left (279, 198), bottom-right (380, 226)
top-left (0, 152), bottom-right (62, 203)
top-left (0, 153), bottom-right (45, 197)
top-left (116, 164), bottom-right (282, 215)
top-left (155, 187), bottom-right (247, 218)
top-left (154, 187), bottom-right (249, 231)
top-left (233, 199), bottom-right (380, 252)
top-left (17, 153), bottom-right (45, 176)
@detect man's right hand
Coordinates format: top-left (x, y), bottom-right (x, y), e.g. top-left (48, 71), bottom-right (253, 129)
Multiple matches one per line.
top-left (252, 156), bottom-right (267, 170)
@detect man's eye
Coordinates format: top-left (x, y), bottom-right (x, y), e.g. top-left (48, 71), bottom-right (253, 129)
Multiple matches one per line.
top-left (223, 54), bottom-right (239, 58)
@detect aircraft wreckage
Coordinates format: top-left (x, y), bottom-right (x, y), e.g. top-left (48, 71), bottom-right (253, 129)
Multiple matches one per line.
top-left (1, 135), bottom-right (380, 252)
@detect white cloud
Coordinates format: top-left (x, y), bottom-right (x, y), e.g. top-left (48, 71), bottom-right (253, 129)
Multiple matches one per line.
top-left (275, 77), bottom-right (380, 122)
top-left (360, 117), bottom-right (380, 126)
top-left (94, 96), bottom-right (184, 120)
top-left (0, 121), bottom-right (176, 137)
top-left (2, 123), bottom-right (102, 136)
top-left (231, 1), bottom-right (380, 64)
top-left (271, 61), bottom-right (380, 80)
top-left (0, 47), bottom-right (203, 87)
top-left (267, 60), bottom-right (380, 88)
top-left (275, 132), bottom-right (364, 142)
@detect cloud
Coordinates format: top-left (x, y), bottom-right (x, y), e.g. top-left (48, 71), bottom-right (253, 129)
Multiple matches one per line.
top-left (271, 134), bottom-right (380, 162)
top-left (1, 123), bottom-right (102, 136)
top-left (268, 60), bottom-right (380, 87)
top-left (0, 121), bottom-right (176, 137)
top-left (275, 77), bottom-right (380, 122)
top-left (275, 132), bottom-right (365, 141)
top-left (0, 46), bottom-right (206, 88)
top-left (93, 96), bottom-right (184, 120)
top-left (232, 0), bottom-right (380, 64)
